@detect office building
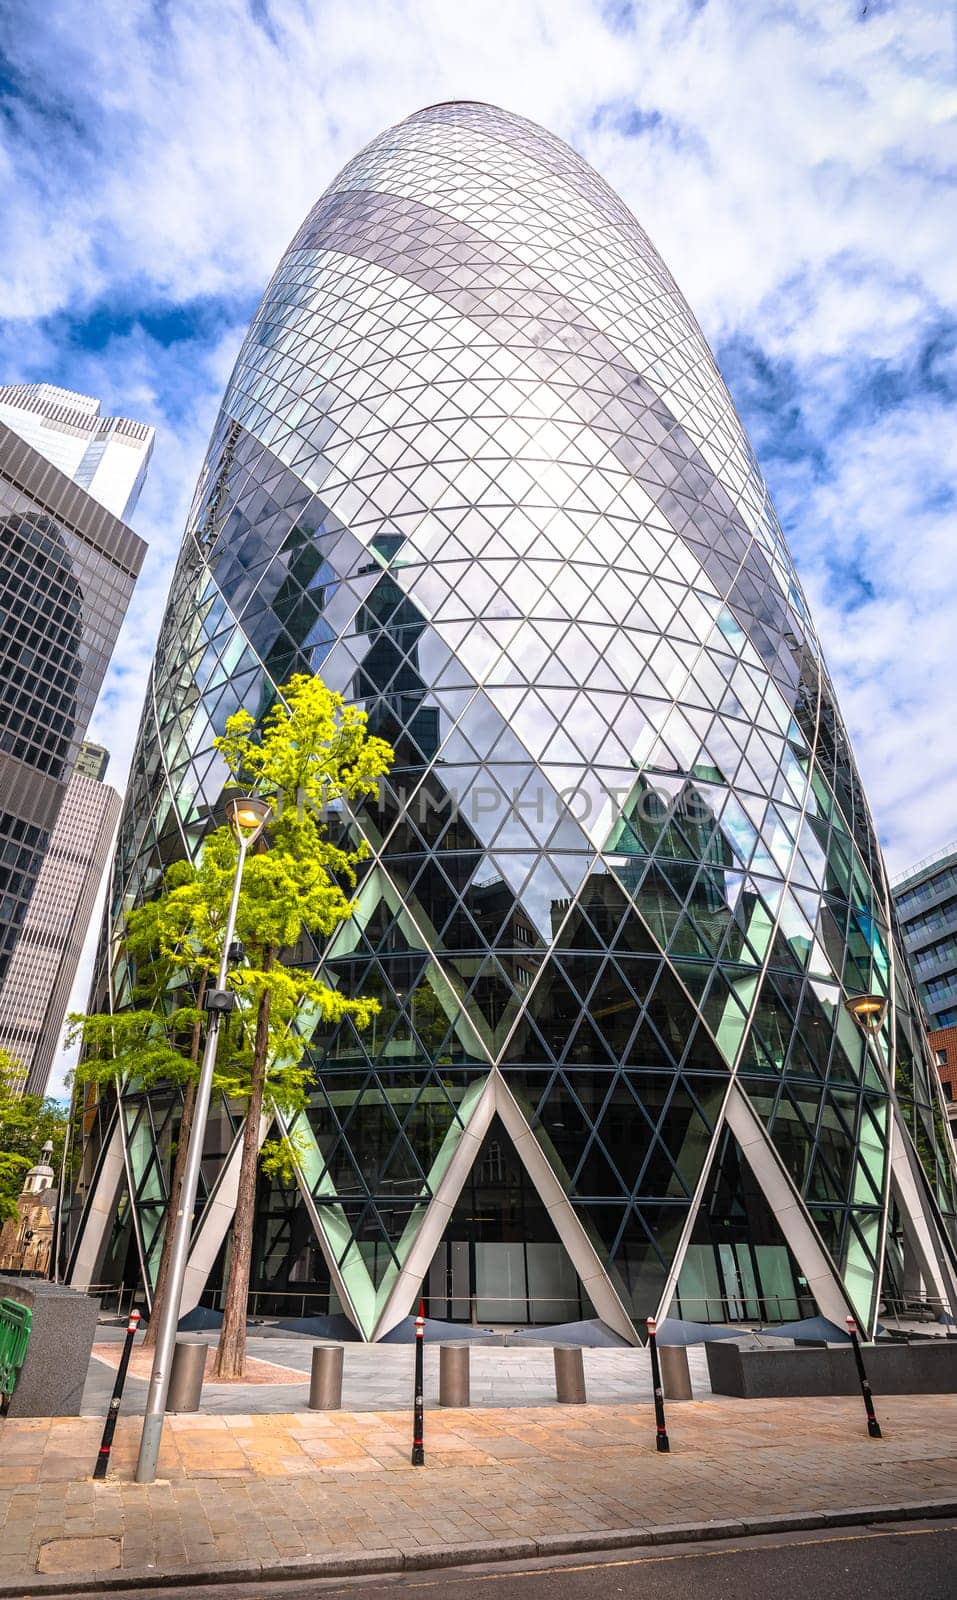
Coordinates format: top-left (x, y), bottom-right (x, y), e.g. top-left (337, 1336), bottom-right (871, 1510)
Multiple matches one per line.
top-left (63, 103), bottom-right (957, 1337)
top-left (894, 843), bottom-right (957, 1031)
top-left (0, 742), bottom-right (121, 1097)
top-left (894, 843), bottom-right (957, 1142)
top-left (74, 743), bottom-right (109, 782)
top-left (0, 383), bottom-right (153, 522)
top-left (0, 420), bottom-right (146, 991)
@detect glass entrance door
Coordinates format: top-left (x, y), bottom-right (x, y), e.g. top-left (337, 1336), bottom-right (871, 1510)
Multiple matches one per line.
top-left (423, 1119), bottom-right (589, 1325)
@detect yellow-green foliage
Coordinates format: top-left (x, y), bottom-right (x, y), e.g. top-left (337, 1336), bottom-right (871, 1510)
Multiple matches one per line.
top-left (71, 672), bottom-right (393, 1128)
top-left (206, 672), bottom-right (393, 1115)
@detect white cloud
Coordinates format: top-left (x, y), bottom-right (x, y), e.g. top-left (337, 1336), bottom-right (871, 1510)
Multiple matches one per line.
top-left (6, 2), bottom-right (952, 336)
top-left (797, 398), bottom-right (957, 872)
top-left (1, 0), bottom-right (954, 1087)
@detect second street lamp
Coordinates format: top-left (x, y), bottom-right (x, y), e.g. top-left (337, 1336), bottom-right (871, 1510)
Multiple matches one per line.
top-left (135, 794), bottom-right (270, 1483)
top-left (843, 993), bottom-right (888, 1035)
top-left (227, 797), bottom-right (272, 836)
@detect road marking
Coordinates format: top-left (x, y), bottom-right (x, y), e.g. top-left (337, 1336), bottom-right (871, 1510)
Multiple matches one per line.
top-left (337, 1521), bottom-right (956, 1593)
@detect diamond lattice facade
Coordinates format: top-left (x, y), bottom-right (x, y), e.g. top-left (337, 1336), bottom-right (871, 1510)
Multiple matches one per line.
top-left (64, 103), bottom-right (957, 1340)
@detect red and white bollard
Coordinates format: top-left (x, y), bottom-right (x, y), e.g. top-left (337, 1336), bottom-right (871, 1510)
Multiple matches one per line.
top-left (93, 1309), bottom-right (141, 1479)
top-left (646, 1316), bottom-right (670, 1453)
top-left (846, 1315), bottom-right (882, 1439)
top-left (411, 1301), bottom-right (425, 1465)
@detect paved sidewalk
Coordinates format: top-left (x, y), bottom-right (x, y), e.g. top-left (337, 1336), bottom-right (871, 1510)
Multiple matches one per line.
top-left (81, 1337), bottom-right (714, 1414)
top-left (1, 1394), bottom-right (956, 1589)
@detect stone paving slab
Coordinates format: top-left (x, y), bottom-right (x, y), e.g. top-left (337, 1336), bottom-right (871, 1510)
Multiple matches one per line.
top-left (0, 1394), bottom-right (955, 1588)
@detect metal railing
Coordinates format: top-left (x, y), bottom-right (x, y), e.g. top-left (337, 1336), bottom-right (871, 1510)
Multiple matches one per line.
top-left (891, 841), bottom-right (957, 889)
top-left (669, 1291), bottom-right (815, 1324)
top-left (422, 1291), bottom-right (588, 1324)
top-left (84, 1283), bottom-right (953, 1330)
top-left (196, 1288), bottom-right (589, 1322)
top-left (198, 1288), bottom-right (339, 1320)
top-left (877, 1293), bottom-right (954, 1330)
top-left (85, 1284), bottom-right (145, 1319)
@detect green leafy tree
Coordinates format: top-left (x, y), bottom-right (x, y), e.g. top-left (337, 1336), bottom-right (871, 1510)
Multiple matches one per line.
top-left (0, 1050), bottom-right (69, 1224)
top-left (68, 674), bottom-right (390, 1377)
top-left (210, 673), bottom-right (392, 1378)
top-left (68, 855), bottom-right (227, 1346)
top-left (0, 1154), bottom-right (31, 1224)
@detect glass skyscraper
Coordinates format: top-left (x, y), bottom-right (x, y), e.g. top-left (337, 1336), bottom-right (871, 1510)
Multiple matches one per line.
top-left (0, 417), bottom-right (146, 993)
top-left (65, 103), bottom-right (957, 1339)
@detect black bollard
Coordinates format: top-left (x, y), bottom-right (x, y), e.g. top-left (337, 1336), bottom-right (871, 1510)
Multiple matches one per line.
top-left (646, 1317), bottom-right (670, 1453)
top-left (93, 1309), bottom-right (141, 1479)
top-left (846, 1315), bottom-right (882, 1439)
top-left (411, 1301), bottom-right (425, 1466)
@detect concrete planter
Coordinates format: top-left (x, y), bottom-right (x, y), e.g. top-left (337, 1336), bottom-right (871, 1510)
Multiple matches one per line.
top-left (0, 1275), bottom-right (100, 1416)
top-left (705, 1338), bottom-right (957, 1399)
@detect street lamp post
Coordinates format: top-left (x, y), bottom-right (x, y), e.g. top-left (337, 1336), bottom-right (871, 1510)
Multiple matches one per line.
top-left (135, 795), bottom-right (270, 1484)
top-left (843, 993), bottom-right (888, 1036)
top-left (842, 991), bottom-right (890, 1340)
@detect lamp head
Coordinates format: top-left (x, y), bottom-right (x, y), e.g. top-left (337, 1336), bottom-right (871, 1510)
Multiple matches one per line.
top-left (224, 794), bottom-right (271, 841)
top-left (843, 993), bottom-right (888, 1034)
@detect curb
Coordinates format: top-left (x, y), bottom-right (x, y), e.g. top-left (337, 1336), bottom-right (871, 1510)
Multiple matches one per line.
top-left (5, 1497), bottom-right (957, 1596)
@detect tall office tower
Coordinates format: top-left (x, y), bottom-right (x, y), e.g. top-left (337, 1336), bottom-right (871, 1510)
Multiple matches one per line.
top-left (73, 743), bottom-right (110, 782)
top-left (0, 742), bottom-right (121, 1096)
top-left (894, 845), bottom-right (957, 1032)
top-left (0, 384), bottom-right (154, 522)
top-left (893, 845), bottom-right (957, 1143)
top-left (64, 104), bottom-right (957, 1337)
top-left (0, 420), bottom-right (146, 992)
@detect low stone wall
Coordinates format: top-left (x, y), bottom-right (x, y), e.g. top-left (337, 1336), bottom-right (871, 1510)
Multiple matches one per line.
top-left (0, 1275), bottom-right (100, 1416)
top-left (705, 1337), bottom-right (957, 1399)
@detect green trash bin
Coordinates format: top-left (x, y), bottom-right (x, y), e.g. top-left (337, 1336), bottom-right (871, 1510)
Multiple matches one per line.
top-left (0, 1297), bottom-right (32, 1416)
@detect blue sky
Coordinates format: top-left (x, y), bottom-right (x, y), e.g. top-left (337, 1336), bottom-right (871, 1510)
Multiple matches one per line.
top-left (1, 0), bottom-right (954, 1085)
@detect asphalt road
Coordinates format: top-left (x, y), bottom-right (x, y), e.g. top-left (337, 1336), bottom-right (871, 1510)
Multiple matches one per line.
top-left (72, 1519), bottom-right (957, 1600)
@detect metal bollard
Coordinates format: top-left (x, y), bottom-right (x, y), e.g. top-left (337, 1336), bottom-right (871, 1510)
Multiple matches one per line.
top-left (411, 1302), bottom-right (425, 1465)
top-left (93, 1309), bottom-right (140, 1479)
top-left (846, 1316), bottom-right (882, 1438)
top-left (309, 1344), bottom-right (343, 1410)
top-left (439, 1343), bottom-right (470, 1407)
top-left (553, 1344), bottom-right (586, 1403)
top-left (646, 1317), bottom-right (670, 1452)
top-left (659, 1342), bottom-right (693, 1401)
top-left (165, 1340), bottom-right (206, 1414)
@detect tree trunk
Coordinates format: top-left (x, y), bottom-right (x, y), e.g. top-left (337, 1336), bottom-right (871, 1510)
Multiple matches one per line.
top-left (143, 973), bottom-right (206, 1350)
top-left (214, 956), bottom-right (273, 1380)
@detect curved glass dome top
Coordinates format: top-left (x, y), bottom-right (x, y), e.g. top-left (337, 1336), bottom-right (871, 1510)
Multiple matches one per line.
top-left (80, 103), bottom-right (957, 1340)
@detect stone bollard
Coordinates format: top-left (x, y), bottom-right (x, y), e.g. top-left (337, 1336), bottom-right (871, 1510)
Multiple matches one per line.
top-left (553, 1344), bottom-right (586, 1403)
top-left (659, 1342), bottom-right (693, 1401)
top-left (165, 1340), bottom-right (206, 1413)
top-left (439, 1343), bottom-right (470, 1407)
top-left (309, 1344), bottom-right (344, 1410)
